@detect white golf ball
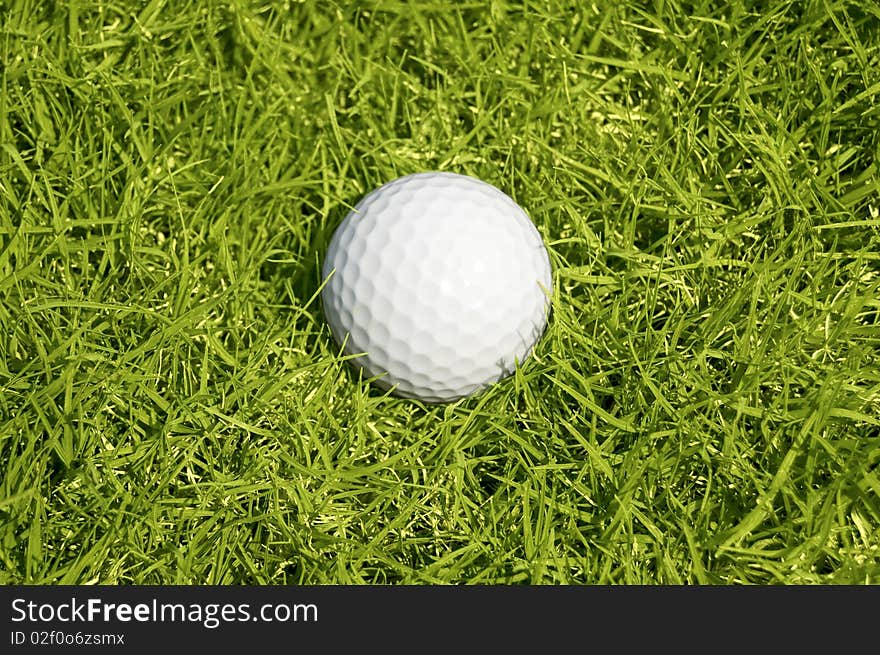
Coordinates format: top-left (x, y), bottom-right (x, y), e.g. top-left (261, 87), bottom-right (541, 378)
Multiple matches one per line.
top-left (321, 172), bottom-right (552, 403)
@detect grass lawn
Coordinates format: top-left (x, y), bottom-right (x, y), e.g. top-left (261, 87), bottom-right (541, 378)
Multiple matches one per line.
top-left (1, 0), bottom-right (878, 584)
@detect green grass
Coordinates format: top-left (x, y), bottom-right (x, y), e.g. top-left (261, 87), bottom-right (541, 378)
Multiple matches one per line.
top-left (1, 0), bottom-right (879, 584)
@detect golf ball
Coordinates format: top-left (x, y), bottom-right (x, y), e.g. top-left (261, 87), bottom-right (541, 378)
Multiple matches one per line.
top-left (321, 172), bottom-right (552, 403)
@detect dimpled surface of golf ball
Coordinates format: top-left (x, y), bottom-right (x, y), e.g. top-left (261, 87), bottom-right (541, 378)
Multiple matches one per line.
top-left (321, 172), bottom-right (552, 403)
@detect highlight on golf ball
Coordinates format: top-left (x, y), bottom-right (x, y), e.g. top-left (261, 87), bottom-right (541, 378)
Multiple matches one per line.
top-left (321, 171), bottom-right (553, 403)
